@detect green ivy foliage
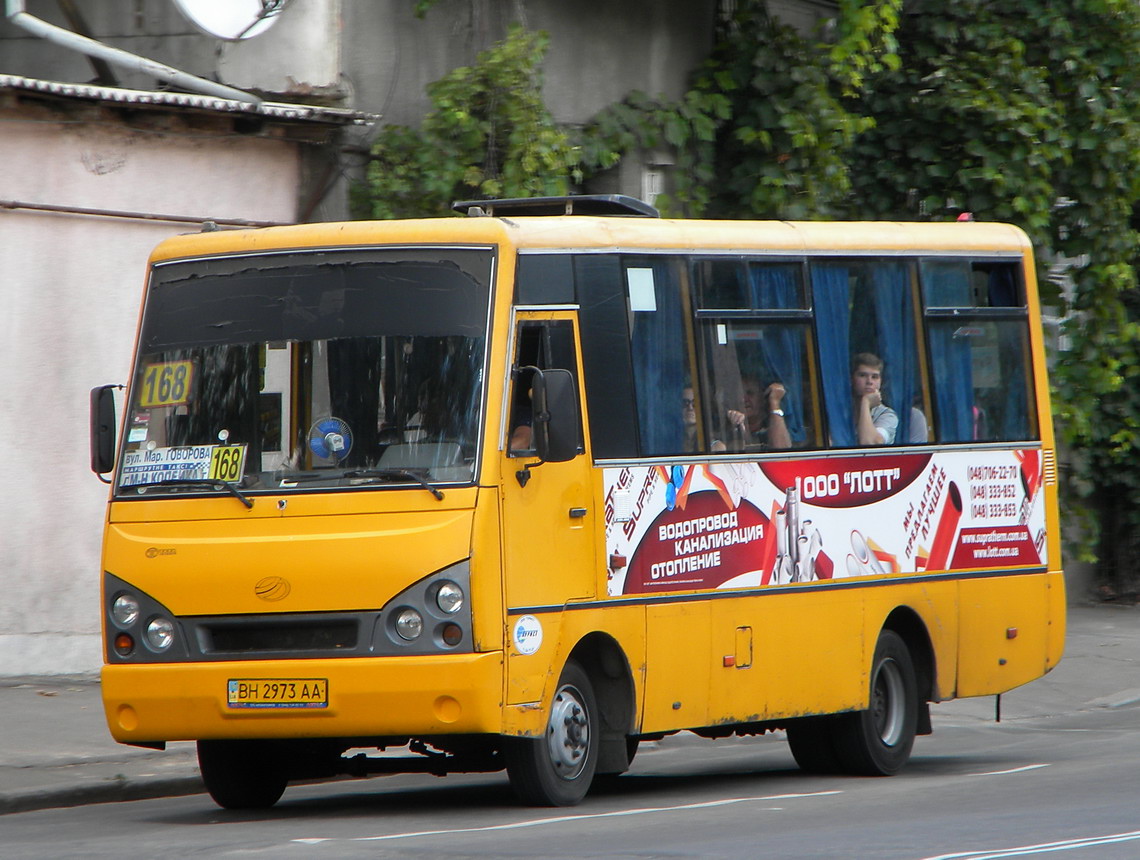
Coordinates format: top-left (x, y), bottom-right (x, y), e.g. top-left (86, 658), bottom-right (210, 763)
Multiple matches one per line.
top-left (846, 1), bottom-right (1140, 591)
top-left (577, 89), bottom-right (728, 217)
top-left (580, 3), bottom-right (877, 219)
top-left (353, 26), bottom-right (582, 219)
top-left (829, 0), bottom-right (902, 93)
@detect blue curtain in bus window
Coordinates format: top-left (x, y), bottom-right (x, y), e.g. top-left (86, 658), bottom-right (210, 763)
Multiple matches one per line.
top-left (869, 263), bottom-right (915, 444)
top-left (989, 268), bottom-right (1031, 440)
top-left (811, 263), bottom-right (856, 447)
top-left (811, 263), bottom-right (857, 442)
top-left (923, 264), bottom-right (975, 443)
top-left (629, 260), bottom-right (685, 455)
top-left (988, 264), bottom-right (1018, 308)
top-left (749, 265), bottom-right (806, 444)
top-left (928, 324), bottom-right (974, 442)
top-left (997, 329), bottom-right (1031, 440)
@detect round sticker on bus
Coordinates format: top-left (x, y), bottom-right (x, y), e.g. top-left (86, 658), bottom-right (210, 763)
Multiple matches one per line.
top-left (512, 615), bottom-right (543, 655)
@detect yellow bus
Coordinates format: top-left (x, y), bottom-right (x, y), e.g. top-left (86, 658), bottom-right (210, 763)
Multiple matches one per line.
top-left (90, 195), bottom-right (1064, 809)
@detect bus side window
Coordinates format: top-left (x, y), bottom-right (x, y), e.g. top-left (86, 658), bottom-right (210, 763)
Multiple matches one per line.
top-left (811, 259), bottom-right (928, 448)
top-left (689, 259), bottom-right (817, 454)
top-left (626, 258), bottom-right (693, 457)
top-left (921, 260), bottom-right (1037, 443)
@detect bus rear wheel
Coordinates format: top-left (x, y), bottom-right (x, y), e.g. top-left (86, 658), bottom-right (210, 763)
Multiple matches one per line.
top-left (834, 629), bottom-right (918, 775)
top-left (505, 659), bottom-right (599, 806)
top-left (197, 740), bottom-right (288, 810)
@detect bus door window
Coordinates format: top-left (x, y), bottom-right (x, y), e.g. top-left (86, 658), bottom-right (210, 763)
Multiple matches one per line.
top-left (692, 259), bottom-right (816, 452)
top-left (811, 259), bottom-right (926, 447)
top-left (508, 320), bottom-right (581, 456)
top-left (921, 260), bottom-right (1037, 443)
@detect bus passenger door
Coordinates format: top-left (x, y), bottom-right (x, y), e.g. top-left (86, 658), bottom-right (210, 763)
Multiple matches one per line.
top-left (501, 314), bottom-right (596, 658)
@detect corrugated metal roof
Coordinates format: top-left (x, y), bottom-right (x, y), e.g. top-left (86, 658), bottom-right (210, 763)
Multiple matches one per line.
top-left (0, 74), bottom-right (375, 125)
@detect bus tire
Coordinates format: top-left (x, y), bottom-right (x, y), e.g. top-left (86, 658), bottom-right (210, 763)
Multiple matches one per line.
top-left (786, 716), bottom-right (842, 774)
top-left (505, 660), bottom-right (598, 806)
top-left (834, 630), bottom-right (918, 776)
top-left (197, 740), bottom-right (288, 810)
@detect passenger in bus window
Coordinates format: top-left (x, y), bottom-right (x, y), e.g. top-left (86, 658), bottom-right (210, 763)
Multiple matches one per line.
top-left (681, 385), bottom-right (699, 452)
top-left (909, 405), bottom-right (929, 444)
top-left (722, 374), bottom-right (791, 451)
top-left (851, 353), bottom-right (898, 445)
top-left (509, 398), bottom-right (534, 453)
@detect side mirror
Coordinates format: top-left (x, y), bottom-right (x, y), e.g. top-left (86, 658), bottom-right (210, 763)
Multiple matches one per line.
top-left (532, 368), bottom-right (581, 464)
top-left (90, 385), bottom-right (119, 477)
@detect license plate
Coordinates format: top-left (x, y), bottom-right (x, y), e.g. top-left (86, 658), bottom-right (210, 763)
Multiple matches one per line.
top-left (227, 678), bottom-right (328, 709)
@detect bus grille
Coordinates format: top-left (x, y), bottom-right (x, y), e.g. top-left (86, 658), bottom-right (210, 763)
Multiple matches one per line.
top-left (202, 619), bottom-right (358, 655)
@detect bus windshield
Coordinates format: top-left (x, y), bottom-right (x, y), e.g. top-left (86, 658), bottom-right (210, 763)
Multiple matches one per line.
top-left (115, 247), bottom-right (494, 498)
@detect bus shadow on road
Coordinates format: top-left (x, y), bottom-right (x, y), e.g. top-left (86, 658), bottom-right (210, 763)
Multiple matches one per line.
top-left (151, 741), bottom-right (1035, 826)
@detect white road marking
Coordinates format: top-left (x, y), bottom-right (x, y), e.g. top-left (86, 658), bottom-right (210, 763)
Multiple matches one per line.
top-left (290, 791), bottom-right (841, 846)
top-left (919, 830), bottom-right (1140, 860)
top-left (966, 764), bottom-right (1050, 777)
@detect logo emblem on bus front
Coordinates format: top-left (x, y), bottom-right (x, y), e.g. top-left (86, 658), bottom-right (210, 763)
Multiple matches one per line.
top-left (512, 615), bottom-right (543, 655)
top-left (255, 576), bottom-right (291, 601)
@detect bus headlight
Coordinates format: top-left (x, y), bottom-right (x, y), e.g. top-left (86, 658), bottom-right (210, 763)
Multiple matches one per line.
top-left (111, 594), bottom-right (140, 628)
top-left (395, 608), bottom-right (424, 641)
top-left (435, 581), bottom-right (464, 614)
top-left (145, 617), bottom-right (176, 652)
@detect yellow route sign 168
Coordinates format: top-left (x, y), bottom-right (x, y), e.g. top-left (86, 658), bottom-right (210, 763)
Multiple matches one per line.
top-left (139, 360), bottom-right (194, 407)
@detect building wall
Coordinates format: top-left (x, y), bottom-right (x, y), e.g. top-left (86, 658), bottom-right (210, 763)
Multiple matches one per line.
top-left (1, 1), bottom-right (720, 201)
top-left (0, 102), bottom-right (300, 675)
top-left (340, 0), bottom-right (716, 127)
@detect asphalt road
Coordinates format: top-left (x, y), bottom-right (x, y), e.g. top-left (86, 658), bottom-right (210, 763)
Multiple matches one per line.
top-left (4, 695), bottom-right (1138, 860)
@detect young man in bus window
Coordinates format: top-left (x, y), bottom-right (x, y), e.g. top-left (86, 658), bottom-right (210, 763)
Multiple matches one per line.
top-left (852, 353), bottom-right (898, 445)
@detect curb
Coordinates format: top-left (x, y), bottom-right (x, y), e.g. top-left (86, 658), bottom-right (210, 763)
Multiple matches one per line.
top-left (0, 774), bottom-right (205, 816)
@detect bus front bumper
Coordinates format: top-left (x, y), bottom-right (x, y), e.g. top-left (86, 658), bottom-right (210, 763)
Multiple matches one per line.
top-left (101, 652), bottom-right (504, 744)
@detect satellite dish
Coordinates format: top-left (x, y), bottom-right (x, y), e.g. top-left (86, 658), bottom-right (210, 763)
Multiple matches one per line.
top-left (172, 0), bottom-right (286, 41)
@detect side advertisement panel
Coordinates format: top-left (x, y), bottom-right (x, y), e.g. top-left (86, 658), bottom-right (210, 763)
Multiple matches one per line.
top-left (603, 449), bottom-right (1046, 596)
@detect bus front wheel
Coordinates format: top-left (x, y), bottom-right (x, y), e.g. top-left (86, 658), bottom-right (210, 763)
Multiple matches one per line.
top-left (197, 740), bottom-right (288, 810)
top-left (505, 660), bottom-right (599, 806)
top-left (834, 629), bottom-right (918, 775)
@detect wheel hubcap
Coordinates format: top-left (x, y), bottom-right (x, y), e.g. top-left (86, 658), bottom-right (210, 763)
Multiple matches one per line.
top-left (872, 658), bottom-right (905, 747)
top-left (547, 684), bottom-right (590, 779)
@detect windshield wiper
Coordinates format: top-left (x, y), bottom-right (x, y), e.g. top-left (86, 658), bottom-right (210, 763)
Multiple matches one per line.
top-left (343, 469), bottom-right (445, 500)
top-left (122, 479), bottom-right (254, 509)
top-left (276, 468), bottom-right (446, 500)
